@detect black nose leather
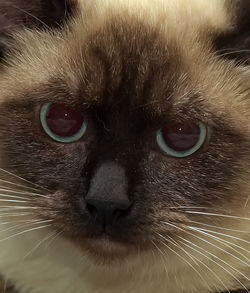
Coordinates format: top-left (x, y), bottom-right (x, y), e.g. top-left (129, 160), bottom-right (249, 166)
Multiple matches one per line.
top-left (85, 162), bottom-right (131, 226)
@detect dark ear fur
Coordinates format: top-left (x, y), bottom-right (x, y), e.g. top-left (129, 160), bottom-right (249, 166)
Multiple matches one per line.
top-left (215, 0), bottom-right (250, 64)
top-left (0, 0), bottom-right (74, 59)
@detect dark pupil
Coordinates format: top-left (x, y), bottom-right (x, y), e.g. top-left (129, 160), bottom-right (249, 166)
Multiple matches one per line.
top-left (162, 122), bottom-right (200, 151)
top-left (46, 103), bottom-right (84, 137)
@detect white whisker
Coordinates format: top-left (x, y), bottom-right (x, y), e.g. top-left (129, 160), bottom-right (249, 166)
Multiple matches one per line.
top-left (187, 226), bottom-right (249, 264)
top-left (189, 220), bottom-right (250, 234)
top-left (0, 219), bottom-right (46, 225)
top-left (0, 168), bottom-right (50, 192)
top-left (0, 224), bottom-right (52, 243)
top-left (178, 236), bottom-right (250, 292)
top-left (163, 221), bottom-right (249, 265)
top-left (23, 231), bottom-right (57, 259)
top-left (0, 212), bottom-right (35, 217)
top-left (151, 239), bottom-right (169, 274)
top-left (0, 198), bottom-right (28, 203)
top-left (245, 194), bottom-right (250, 209)
top-left (171, 236), bottom-right (230, 293)
top-left (216, 49), bottom-right (250, 58)
top-left (0, 206), bottom-right (39, 211)
top-left (163, 221), bottom-right (249, 256)
top-left (0, 219), bottom-right (52, 234)
top-left (3, 275), bottom-right (10, 293)
top-left (189, 226), bottom-right (250, 245)
top-left (0, 179), bottom-right (44, 193)
top-left (159, 233), bottom-right (211, 290)
top-left (184, 211), bottom-right (250, 221)
top-left (157, 236), bottom-right (210, 290)
top-left (187, 227), bottom-right (250, 268)
top-left (166, 223), bottom-right (250, 275)
top-left (44, 230), bottom-right (64, 249)
top-left (0, 188), bottom-right (47, 198)
top-left (169, 206), bottom-right (229, 211)
top-left (0, 193), bottom-right (30, 201)
top-left (8, 3), bottom-right (50, 30)
top-left (167, 235), bottom-right (200, 266)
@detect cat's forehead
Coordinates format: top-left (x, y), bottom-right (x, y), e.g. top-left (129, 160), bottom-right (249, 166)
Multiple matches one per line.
top-left (36, 18), bottom-right (206, 123)
top-left (70, 16), bottom-right (187, 115)
top-left (0, 0), bottom-right (249, 128)
top-left (40, 14), bottom-right (240, 122)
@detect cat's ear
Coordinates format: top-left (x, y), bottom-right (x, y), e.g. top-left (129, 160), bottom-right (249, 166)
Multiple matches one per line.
top-left (0, 0), bottom-right (75, 58)
top-left (215, 1), bottom-right (250, 64)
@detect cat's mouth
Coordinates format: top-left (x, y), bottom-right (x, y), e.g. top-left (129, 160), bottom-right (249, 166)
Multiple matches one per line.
top-left (72, 230), bottom-right (139, 264)
top-left (72, 222), bottom-right (141, 262)
top-left (85, 234), bottom-right (130, 258)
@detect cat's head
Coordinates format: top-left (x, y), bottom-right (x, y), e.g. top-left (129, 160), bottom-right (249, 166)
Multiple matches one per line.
top-left (0, 0), bottom-right (249, 266)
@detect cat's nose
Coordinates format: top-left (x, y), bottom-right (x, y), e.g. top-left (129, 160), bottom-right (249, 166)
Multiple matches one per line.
top-left (85, 162), bottom-right (131, 226)
top-left (86, 199), bottom-right (131, 226)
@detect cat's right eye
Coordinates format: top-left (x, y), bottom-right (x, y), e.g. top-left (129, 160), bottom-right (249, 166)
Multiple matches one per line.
top-left (40, 103), bottom-right (87, 143)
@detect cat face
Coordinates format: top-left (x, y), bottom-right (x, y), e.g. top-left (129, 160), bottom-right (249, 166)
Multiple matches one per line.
top-left (0, 0), bottom-right (249, 271)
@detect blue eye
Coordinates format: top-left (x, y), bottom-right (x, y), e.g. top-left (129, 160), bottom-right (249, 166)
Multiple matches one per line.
top-left (156, 121), bottom-right (207, 157)
top-left (40, 103), bottom-right (87, 143)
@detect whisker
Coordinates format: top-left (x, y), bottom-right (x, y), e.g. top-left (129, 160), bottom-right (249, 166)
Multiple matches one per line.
top-left (178, 236), bottom-right (250, 292)
top-left (7, 4), bottom-right (50, 30)
top-left (44, 230), bottom-right (64, 250)
top-left (157, 236), bottom-right (210, 290)
top-left (169, 237), bottom-right (230, 293)
top-left (0, 206), bottom-right (39, 210)
top-left (158, 233), bottom-right (211, 290)
top-left (0, 212), bottom-right (36, 217)
top-left (0, 198), bottom-right (28, 203)
top-left (187, 226), bottom-right (249, 263)
top-left (0, 168), bottom-right (50, 192)
top-left (215, 47), bottom-right (250, 54)
top-left (0, 223), bottom-right (52, 243)
top-left (216, 49), bottom-right (250, 58)
top-left (167, 235), bottom-right (200, 265)
top-left (189, 220), bottom-right (250, 234)
top-left (169, 206), bottom-right (230, 211)
top-left (170, 206), bottom-right (250, 215)
top-left (151, 239), bottom-right (169, 274)
top-left (183, 211), bottom-right (250, 221)
top-left (3, 278), bottom-right (8, 293)
top-left (0, 219), bottom-right (44, 225)
top-left (163, 221), bottom-right (249, 265)
top-left (0, 188), bottom-right (48, 198)
top-left (0, 219), bottom-right (52, 234)
top-left (187, 227), bottom-right (250, 268)
top-left (165, 223), bottom-right (250, 272)
top-left (23, 231), bottom-right (57, 259)
top-left (0, 193), bottom-right (31, 201)
top-left (164, 221), bottom-right (249, 255)
top-left (0, 223), bottom-right (33, 234)
top-left (189, 226), bottom-right (250, 245)
top-left (192, 231), bottom-right (249, 257)
top-left (0, 179), bottom-right (44, 193)
top-left (245, 194), bottom-right (250, 209)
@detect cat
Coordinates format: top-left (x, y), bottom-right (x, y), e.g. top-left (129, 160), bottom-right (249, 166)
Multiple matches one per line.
top-left (0, 0), bottom-right (248, 292)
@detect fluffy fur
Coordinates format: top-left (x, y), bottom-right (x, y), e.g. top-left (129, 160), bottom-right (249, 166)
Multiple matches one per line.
top-left (0, 1), bottom-right (248, 292)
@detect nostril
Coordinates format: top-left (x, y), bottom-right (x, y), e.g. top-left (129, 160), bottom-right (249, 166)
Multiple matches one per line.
top-left (113, 206), bottom-right (131, 220)
top-left (85, 199), bottom-right (131, 225)
top-left (86, 203), bottom-right (98, 217)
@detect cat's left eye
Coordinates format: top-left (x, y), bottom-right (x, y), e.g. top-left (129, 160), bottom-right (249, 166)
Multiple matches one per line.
top-left (156, 121), bottom-right (207, 157)
top-left (40, 103), bottom-right (87, 143)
